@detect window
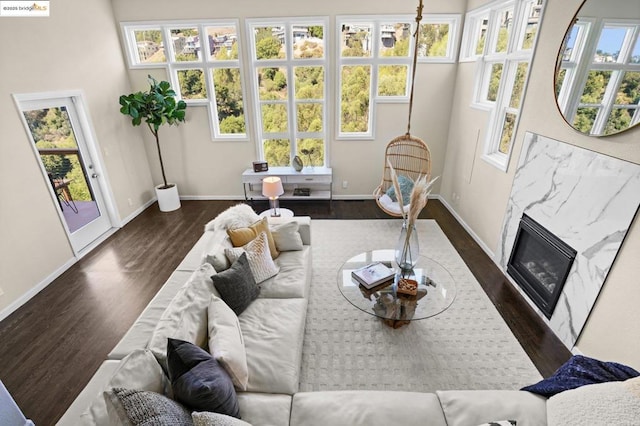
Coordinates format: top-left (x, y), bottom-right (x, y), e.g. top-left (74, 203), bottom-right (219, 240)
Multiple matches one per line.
top-left (556, 18), bottom-right (640, 136)
top-left (417, 15), bottom-right (462, 63)
top-left (246, 18), bottom-right (328, 167)
top-left (121, 21), bottom-right (248, 140)
top-left (461, 0), bottom-right (544, 171)
top-left (337, 16), bottom-right (415, 139)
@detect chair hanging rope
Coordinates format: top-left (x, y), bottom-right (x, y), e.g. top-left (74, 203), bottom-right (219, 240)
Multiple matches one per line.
top-left (406, 0), bottom-right (424, 137)
top-left (373, 0), bottom-right (432, 218)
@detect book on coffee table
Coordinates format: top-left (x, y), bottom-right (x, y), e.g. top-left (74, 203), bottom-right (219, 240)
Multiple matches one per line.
top-left (351, 262), bottom-right (396, 289)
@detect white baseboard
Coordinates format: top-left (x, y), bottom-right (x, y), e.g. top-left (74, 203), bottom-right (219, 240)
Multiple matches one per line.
top-left (436, 195), bottom-right (496, 261)
top-left (180, 195), bottom-right (246, 201)
top-left (0, 257), bottom-right (77, 322)
top-left (120, 198), bottom-right (157, 227)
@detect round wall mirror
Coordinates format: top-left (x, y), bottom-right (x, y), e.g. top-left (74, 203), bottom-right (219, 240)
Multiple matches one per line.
top-left (554, 0), bottom-right (640, 137)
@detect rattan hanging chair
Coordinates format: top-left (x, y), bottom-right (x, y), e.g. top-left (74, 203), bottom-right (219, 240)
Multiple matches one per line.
top-left (373, 134), bottom-right (432, 217)
top-left (373, 0), bottom-right (432, 217)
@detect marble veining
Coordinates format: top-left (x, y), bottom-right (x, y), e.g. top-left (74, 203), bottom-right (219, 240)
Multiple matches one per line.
top-left (497, 132), bottom-right (640, 349)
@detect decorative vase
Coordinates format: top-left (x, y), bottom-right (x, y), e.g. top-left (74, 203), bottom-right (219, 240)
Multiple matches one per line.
top-left (395, 220), bottom-right (419, 272)
top-left (292, 155), bottom-right (303, 172)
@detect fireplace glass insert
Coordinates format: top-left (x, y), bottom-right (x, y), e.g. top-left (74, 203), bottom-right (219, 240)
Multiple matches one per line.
top-left (507, 214), bottom-right (577, 319)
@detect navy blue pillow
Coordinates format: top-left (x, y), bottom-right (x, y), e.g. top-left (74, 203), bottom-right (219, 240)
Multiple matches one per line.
top-left (166, 338), bottom-right (240, 418)
top-left (521, 355), bottom-right (640, 398)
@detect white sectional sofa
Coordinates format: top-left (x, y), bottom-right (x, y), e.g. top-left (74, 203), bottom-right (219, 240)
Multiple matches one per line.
top-left (56, 210), bottom-right (638, 426)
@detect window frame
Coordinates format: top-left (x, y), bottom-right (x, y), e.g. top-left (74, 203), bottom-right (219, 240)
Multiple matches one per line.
top-left (336, 15), bottom-right (416, 140)
top-left (120, 20), bottom-right (249, 141)
top-left (461, 0), bottom-right (545, 171)
top-left (416, 14), bottom-right (463, 64)
top-left (245, 16), bottom-right (330, 166)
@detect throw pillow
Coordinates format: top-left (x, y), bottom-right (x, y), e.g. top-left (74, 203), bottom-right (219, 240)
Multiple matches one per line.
top-left (521, 355), bottom-right (640, 397)
top-left (148, 264), bottom-right (217, 370)
top-left (385, 174), bottom-right (413, 205)
top-left (192, 411), bottom-right (253, 426)
top-left (205, 204), bottom-right (260, 232)
top-left (225, 232), bottom-right (280, 284)
top-left (208, 295), bottom-right (249, 391)
top-left (104, 387), bottom-right (193, 426)
top-left (227, 217), bottom-right (279, 259)
top-left (546, 376), bottom-right (640, 425)
top-left (167, 338), bottom-right (240, 418)
top-left (211, 252), bottom-right (259, 316)
top-left (270, 221), bottom-right (304, 251)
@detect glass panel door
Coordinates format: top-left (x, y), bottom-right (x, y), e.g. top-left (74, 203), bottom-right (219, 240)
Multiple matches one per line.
top-left (18, 96), bottom-right (113, 252)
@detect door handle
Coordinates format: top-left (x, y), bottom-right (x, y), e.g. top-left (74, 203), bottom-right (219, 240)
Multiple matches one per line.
top-left (91, 173), bottom-right (99, 179)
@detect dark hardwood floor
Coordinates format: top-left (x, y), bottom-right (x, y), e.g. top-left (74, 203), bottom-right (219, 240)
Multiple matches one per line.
top-left (0, 199), bottom-right (571, 424)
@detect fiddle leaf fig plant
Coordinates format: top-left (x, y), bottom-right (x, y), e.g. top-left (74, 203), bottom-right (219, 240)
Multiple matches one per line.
top-left (119, 75), bottom-right (187, 189)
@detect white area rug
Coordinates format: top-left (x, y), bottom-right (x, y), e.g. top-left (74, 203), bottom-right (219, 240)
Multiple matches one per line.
top-left (299, 219), bottom-right (542, 392)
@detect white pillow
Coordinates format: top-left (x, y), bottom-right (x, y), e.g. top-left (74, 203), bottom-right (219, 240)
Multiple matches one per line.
top-left (147, 264), bottom-right (217, 369)
top-left (208, 295), bottom-right (249, 391)
top-left (192, 411), bottom-right (253, 426)
top-left (547, 376), bottom-right (640, 426)
top-left (225, 232), bottom-right (279, 284)
top-left (205, 204), bottom-right (260, 232)
top-left (270, 221), bottom-right (304, 251)
top-left (377, 193), bottom-right (411, 216)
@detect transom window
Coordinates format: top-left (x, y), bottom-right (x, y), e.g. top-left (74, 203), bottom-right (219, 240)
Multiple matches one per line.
top-left (461, 0), bottom-right (544, 171)
top-left (246, 18), bottom-right (328, 167)
top-left (121, 21), bottom-right (248, 140)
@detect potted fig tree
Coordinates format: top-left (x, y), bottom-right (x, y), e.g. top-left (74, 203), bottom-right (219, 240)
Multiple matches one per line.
top-left (119, 75), bottom-right (187, 212)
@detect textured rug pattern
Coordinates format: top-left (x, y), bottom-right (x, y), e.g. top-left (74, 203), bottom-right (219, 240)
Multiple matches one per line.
top-left (299, 219), bottom-right (542, 392)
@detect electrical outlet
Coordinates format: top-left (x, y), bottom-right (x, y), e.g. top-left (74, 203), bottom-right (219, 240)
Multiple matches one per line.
top-left (127, 198), bottom-right (133, 207)
top-left (0, 287), bottom-right (4, 297)
top-left (342, 180), bottom-right (348, 189)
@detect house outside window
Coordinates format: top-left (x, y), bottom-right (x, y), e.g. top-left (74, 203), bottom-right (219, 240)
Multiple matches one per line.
top-left (121, 21), bottom-right (248, 140)
top-left (461, 0), bottom-right (544, 171)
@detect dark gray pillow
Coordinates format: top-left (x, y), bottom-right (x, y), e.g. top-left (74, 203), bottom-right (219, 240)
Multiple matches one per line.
top-left (105, 387), bottom-right (193, 426)
top-left (167, 338), bottom-right (240, 418)
top-left (211, 252), bottom-right (259, 315)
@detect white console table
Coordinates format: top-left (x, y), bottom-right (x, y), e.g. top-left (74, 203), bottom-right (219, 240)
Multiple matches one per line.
top-left (242, 166), bottom-right (332, 202)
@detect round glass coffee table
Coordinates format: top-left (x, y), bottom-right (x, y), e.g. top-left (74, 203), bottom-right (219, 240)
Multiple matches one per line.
top-left (337, 249), bottom-right (456, 328)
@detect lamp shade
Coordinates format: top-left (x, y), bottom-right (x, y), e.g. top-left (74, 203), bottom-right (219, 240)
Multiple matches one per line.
top-left (262, 176), bottom-right (284, 198)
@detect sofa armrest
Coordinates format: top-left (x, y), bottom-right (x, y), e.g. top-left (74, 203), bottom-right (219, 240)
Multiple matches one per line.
top-left (436, 390), bottom-right (547, 426)
top-left (268, 216), bottom-right (311, 245)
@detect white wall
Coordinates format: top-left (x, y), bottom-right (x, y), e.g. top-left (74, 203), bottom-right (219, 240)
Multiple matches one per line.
top-left (441, 0), bottom-right (640, 368)
top-left (111, 0), bottom-right (466, 199)
top-left (0, 0), bottom-right (154, 315)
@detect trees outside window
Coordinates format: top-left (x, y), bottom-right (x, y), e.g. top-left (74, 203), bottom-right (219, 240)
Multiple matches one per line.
top-left (461, 0), bottom-right (544, 171)
top-left (247, 19), bottom-right (328, 166)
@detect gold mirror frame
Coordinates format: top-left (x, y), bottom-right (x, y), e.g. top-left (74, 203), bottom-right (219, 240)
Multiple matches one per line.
top-left (554, 0), bottom-right (640, 137)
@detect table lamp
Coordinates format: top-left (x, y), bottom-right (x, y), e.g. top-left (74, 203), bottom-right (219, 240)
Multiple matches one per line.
top-left (262, 176), bottom-right (284, 217)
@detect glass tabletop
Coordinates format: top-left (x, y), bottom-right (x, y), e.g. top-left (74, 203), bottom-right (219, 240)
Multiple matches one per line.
top-left (337, 249), bottom-right (456, 325)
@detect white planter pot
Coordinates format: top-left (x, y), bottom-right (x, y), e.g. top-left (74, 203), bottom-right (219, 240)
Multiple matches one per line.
top-left (155, 184), bottom-right (181, 212)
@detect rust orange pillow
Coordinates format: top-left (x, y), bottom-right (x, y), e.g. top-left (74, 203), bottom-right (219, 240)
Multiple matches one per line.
top-left (227, 217), bottom-right (279, 259)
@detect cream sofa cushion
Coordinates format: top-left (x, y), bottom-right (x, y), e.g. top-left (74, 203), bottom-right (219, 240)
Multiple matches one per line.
top-left (147, 264), bottom-right (217, 369)
top-left (208, 295), bottom-right (248, 391)
top-left (547, 376), bottom-right (640, 425)
top-left (77, 350), bottom-right (166, 426)
top-left (436, 390), bottom-right (547, 426)
top-left (237, 393), bottom-right (292, 426)
top-left (270, 220), bottom-right (303, 251)
top-left (240, 298), bottom-right (307, 394)
top-left (290, 391), bottom-right (447, 426)
top-left (258, 247), bottom-right (311, 299)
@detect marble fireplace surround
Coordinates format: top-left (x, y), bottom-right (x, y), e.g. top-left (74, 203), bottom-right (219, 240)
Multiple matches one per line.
top-left (496, 132), bottom-right (640, 350)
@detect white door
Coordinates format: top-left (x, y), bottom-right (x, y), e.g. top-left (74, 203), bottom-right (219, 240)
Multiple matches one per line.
top-left (17, 95), bottom-right (114, 253)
